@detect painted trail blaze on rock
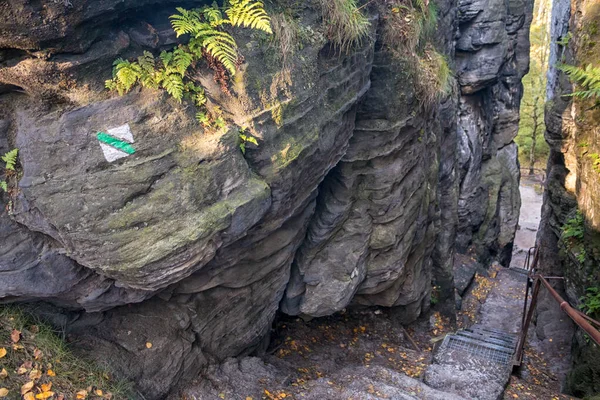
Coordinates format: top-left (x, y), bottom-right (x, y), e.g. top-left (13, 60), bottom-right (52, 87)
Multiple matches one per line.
top-left (97, 124), bottom-right (136, 162)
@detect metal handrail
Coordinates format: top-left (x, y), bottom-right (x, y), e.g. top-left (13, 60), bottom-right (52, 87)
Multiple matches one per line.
top-left (514, 248), bottom-right (600, 365)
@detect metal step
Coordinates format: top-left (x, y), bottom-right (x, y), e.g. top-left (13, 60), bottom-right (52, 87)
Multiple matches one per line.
top-left (467, 328), bottom-right (518, 345)
top-left (456, 331), bottom-right (516, 350)
top-left (469, 325), bottom-right (518, 340)
top-left (441, 334), bottom-right (515, 365)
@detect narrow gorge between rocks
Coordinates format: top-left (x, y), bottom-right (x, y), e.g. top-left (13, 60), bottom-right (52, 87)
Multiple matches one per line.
top-left (0, 0), bottom-right (599, 399)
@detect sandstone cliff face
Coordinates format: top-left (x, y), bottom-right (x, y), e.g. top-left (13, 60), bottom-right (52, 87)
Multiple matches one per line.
top-left (536, 0), bottom-right (600, 396)
top-left (454, 0), bottom-right (531, 266)
top-left (0, 0), bottom-right (530, 397)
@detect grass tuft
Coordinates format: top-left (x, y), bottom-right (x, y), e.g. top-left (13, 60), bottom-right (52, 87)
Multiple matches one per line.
top-left (320, 0), bottom-right (371, 52)
top-left (0, 306), bottom-right (134, 400)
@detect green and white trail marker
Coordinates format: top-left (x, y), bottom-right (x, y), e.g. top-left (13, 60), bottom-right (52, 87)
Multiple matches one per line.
top-left (97, 124), bottom-right (136, 162)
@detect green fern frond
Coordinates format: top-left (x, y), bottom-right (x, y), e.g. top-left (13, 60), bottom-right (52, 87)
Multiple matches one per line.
top-left (138, 51), bottom-right (156, 72)
top-left (170, 7), bottom-right (206, 37)
top-left (0, 181), bottom-right (7, 193)
top-left (226, 0), bottom-right (272, 33)
top-left (559, 63), bottom-right (600, 99)
top-left (2, 149), bottom-right (19, 171)
top-left (194, 30), bottom-right (239, 75)
top-left (203, 5), bottom-right (226, 26)
top-left (173, 47), bottom-right (194, 76)
top-left (161, 74), bottom-right (185, 102)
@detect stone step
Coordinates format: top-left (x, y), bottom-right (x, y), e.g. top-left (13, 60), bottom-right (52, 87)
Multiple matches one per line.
top-left (468, 327), bottom-right (518, 345)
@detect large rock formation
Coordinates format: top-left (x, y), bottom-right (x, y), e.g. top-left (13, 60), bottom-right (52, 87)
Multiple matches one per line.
top-left (0, 0), bottom-right (531, 397)
top-left (535, 0), bottom-right (600, 396)
top-left (454, 0), bottom-right (532, 266)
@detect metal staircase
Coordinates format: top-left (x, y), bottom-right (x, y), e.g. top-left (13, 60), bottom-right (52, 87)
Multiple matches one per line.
top-left (438, 324), bottom-right (518, 366)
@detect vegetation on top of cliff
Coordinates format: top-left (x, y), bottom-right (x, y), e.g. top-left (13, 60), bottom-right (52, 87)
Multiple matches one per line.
top-left (0, 306), bottom-right (132, 400)
top-left (516, 0), bottom-right (550, 175)
top-left (379, 0), bottom-right (453, 105)
top-left (320, 0), bottom-right (370, 52)
top-left (106, 0), bottom-right (272, 129)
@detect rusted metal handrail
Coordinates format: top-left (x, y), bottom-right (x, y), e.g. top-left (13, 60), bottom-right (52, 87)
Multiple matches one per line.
top-left (537, 276), bottom-right (600, 345)
top-left (514, 248), bottom-right (600, 365)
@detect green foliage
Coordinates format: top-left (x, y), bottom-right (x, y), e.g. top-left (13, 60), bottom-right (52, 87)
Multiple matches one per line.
top-left (562, 211), bottom-right (587, 263)
top-left (239, 128), bottom-right (259, 154)
top-left (580, 287), bottom-right (600, 318)
top-left (559, 63), bottom-right (600, 99)
top-left (517, 0), bottom-right (550, 172)
top-left (556, 32), bottom-right (572, 46)
top-left (320, 0), bottom-right (371, 52)
top-left (106, 0), bottom-right (272, 128)
top-left (1, 149), bottom-right (18, 171)
top-left (1, 149), bottom-right (18, 193)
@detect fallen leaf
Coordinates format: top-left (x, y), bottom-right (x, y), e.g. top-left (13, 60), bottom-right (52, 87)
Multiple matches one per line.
top-left (11, 329), bottom-right (21, 343)
top-left (29, 369), bottom-right (42, 380)
top-left (24, 393), bottom-right (35, 400)
top-left (0, 369), bottom-right (6, 379)
top-left (33, 348), bottom-right (43, 360)
top-left (21, 381), bottom-right (34, 395)
top-left (47, 370), bottom-right (56, 377)
top-left (94, 389), bottom-right (103, 396)
top-left (513, 395), bottom-right (519, 399)
top-left (145, 342), bottom-right (153, 349)
top-left (0, 388), bottom-right (8, 398)
top-left (41, 383), bottom-right (52, 392)
top-left (0, 349), bottom-right (5, 359)
top-left (17, 368), bottom-right (28, 375)
top-left (35, 392), bottom-right (55, 399)
top-left (76, 390), bottom-right (88, 399)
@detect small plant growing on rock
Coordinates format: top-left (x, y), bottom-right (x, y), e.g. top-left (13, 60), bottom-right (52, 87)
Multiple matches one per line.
top-left (238, 128), bottom-right (259, 154)
top-left (580, 287), bottom-right (600, 318)
top-left (561, 210), bottom-right (587, 263)
top-left (1, 148), bottom-right (18, 193)
top-left (106, 0), bottom-right (272, 128)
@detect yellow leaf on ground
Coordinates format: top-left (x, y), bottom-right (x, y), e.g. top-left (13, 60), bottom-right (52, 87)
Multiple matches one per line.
top-left (29, 369), bottom-right (42, 380)
top-left (76, 390), bottom-right (88, 399)
top-left (35, 392), bottom-right (55, 399)
top-left (94, 389), bottom-right (103, 396)
top-left (0, 388), bottom-right (8, 397)
top-left (47, 370), bottom-right (56, 377)
top-left (0, 349), bottom-right (5, 359)
top-left (21, 381), bottom-right (34, 395)
top-left (0, 369), bottom-right (6, 379)
top-left (24, 393), bottom-right (35, 400)
top-left (41, 383), bottom-right (52, 392)
top-left (145, 342), bottom-right (153, 349)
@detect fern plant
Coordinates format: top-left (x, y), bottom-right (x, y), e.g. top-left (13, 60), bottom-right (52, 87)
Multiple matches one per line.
top-left (106, 0), bottom-right (272, 128)
top-left (561, 210), bottom-right (587, 263)
top-left (559, 63), bottom-right (600, 99)
top-left (1, 149), bottom-right (18, 193)
top-left (580, 287), bottom-right (600, 318)
top-left (239, 128), bottom-right (259, 154)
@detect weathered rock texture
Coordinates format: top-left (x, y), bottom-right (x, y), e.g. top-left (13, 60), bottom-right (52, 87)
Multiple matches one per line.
top-left (536, 0), bottom-right (600, 396)
top-left (0, 0), bottom-right (531, 397)
top-left (454, 0), bottom-right (532, 267)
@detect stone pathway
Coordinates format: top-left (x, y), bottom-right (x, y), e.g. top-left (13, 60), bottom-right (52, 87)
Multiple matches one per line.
top-left (424, 267), bottom-right (527, 400)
